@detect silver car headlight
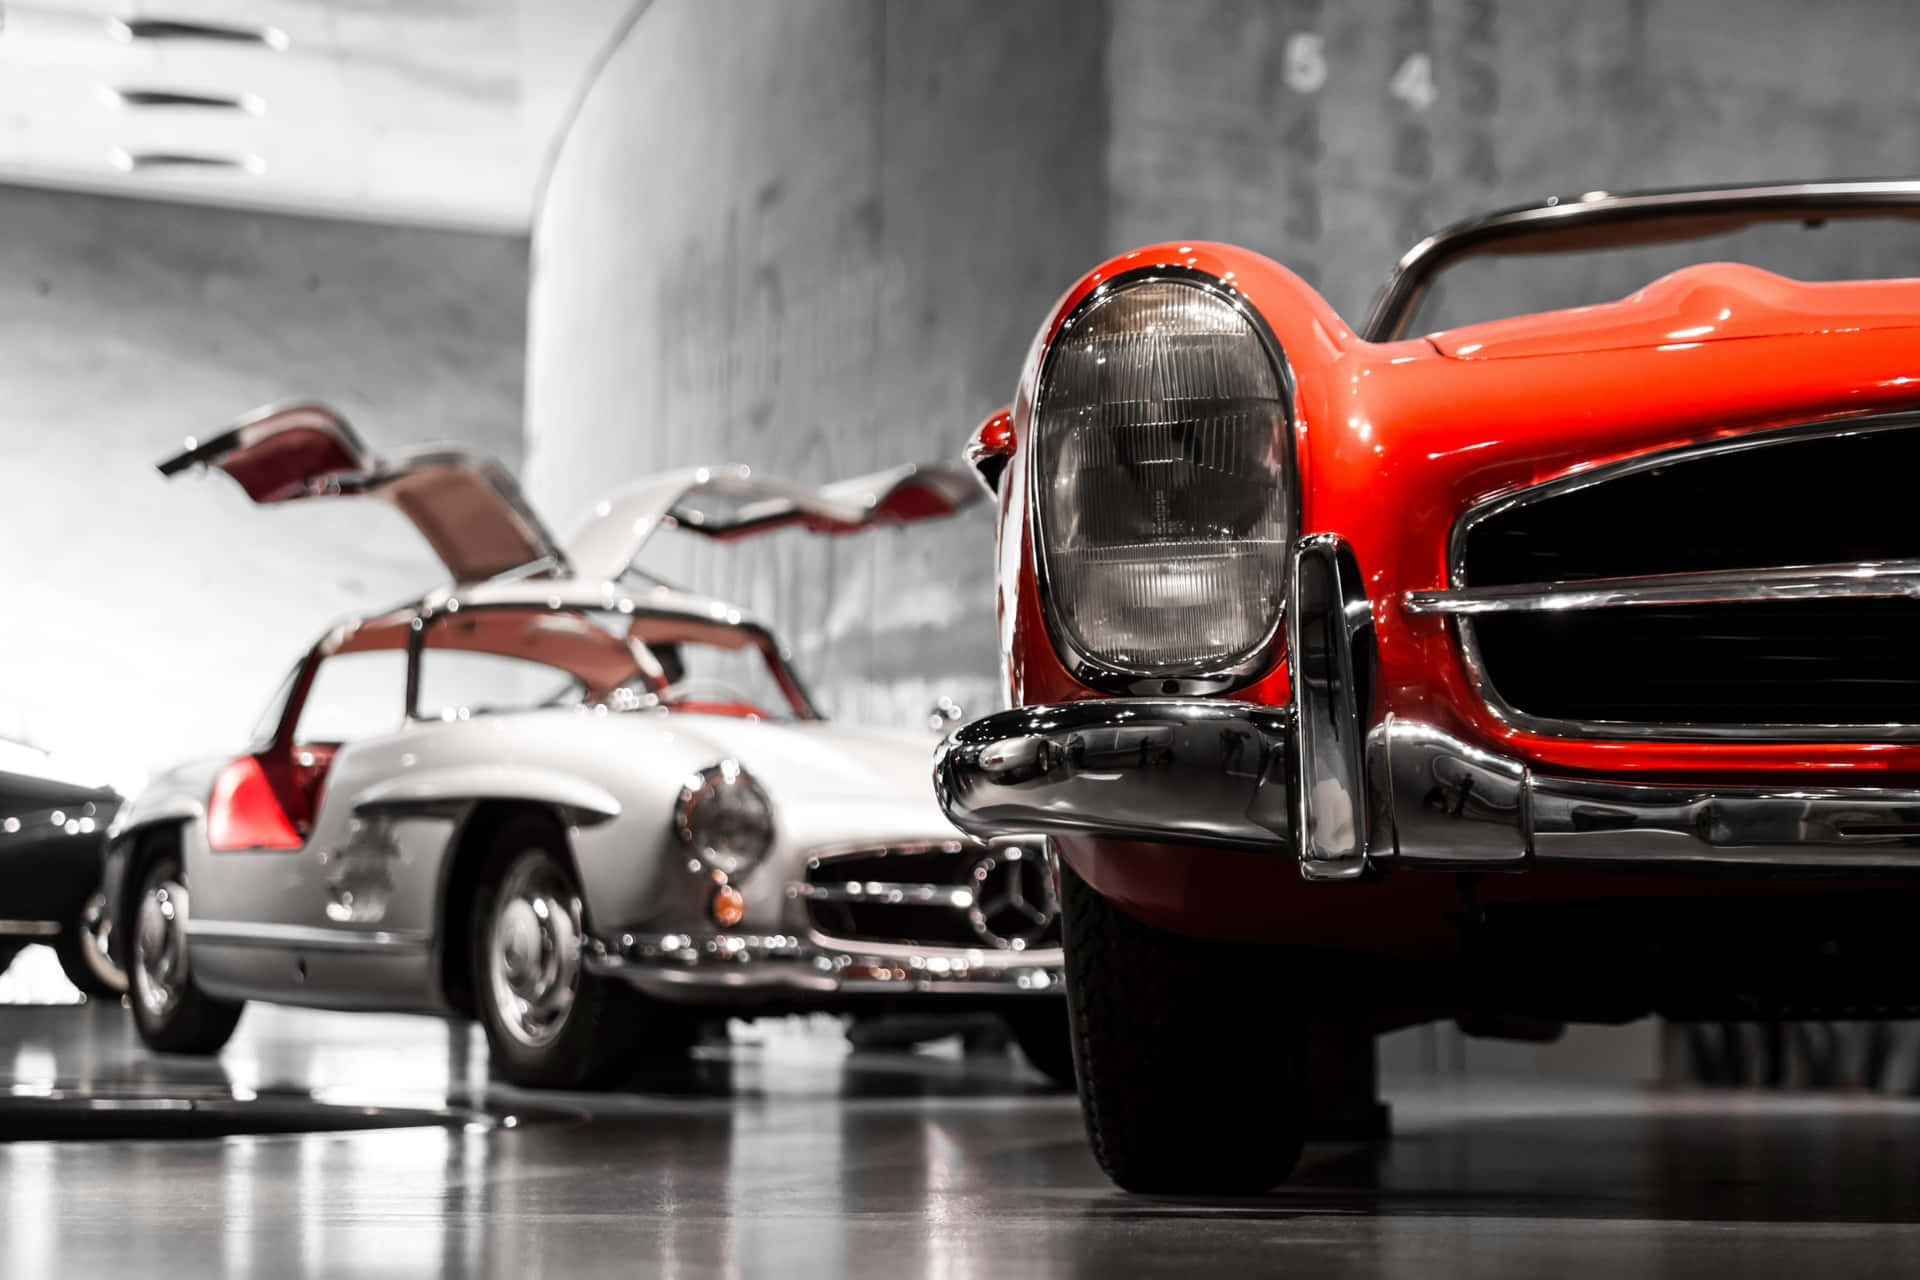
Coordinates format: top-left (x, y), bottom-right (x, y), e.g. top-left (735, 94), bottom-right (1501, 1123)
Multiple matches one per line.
top-left (675, 760), bottom-right (774, 876)
top-left (1032, 273), bottom-right (1293, 690)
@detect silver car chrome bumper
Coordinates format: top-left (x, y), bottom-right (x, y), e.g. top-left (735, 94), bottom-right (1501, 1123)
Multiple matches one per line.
top-left (585, 931), bottom-right (1063, 999)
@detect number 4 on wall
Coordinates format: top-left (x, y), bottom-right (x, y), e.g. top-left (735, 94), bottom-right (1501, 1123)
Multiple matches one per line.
top-left (1390, 52), bottom-right (1437, 112)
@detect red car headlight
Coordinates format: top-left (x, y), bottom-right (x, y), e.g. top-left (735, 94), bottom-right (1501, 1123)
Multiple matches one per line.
top-left (1032, 272), bottom-right (1294, 691)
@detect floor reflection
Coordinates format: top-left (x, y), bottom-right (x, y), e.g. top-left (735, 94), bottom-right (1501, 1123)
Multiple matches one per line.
top-left (3, 1003), bottom-right (1920, 1277)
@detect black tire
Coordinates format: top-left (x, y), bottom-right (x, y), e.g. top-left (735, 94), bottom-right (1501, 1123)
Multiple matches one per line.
top-left (128, 850), bottom-right (243, 1054)
top-left (1061, 858), bottom-right (1308, 1194)
top-left (469, 813), bottom-right (689, 1089)
top-left (1005, 1003), bottom-right (1076, 1089)
top-left (56, 895), bottom-right (126, 1000)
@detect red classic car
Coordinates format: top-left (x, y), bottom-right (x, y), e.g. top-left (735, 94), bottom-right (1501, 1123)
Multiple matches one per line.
top-left (935, 180), bottom-right (1920, 1192)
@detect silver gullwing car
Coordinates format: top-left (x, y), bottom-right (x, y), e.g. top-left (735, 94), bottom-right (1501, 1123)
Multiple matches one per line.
top-left (103, 403), bottom-right (1067, 1088)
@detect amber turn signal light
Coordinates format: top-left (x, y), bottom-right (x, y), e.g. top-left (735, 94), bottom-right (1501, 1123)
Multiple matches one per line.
top-left (709, 884), bottom-right (746, 928)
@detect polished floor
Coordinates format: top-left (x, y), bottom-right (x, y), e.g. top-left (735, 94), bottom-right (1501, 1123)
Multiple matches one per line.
top-left (3, 992), bottom-right (1920, 1278)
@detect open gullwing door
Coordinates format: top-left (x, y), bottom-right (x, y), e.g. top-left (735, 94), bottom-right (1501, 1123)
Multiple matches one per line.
top-left (566, 462), bottom-right (981, 584)
top-left (158, 402), bottom-right (568, 583)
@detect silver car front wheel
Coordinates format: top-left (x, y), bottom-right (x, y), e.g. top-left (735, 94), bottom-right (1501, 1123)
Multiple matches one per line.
top-left (468, 814), bottom-right (692, 1089)
top-left (484, 853), bottom-right (585, 1050)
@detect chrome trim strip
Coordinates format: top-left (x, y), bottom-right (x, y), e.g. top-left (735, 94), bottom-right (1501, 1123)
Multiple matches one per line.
top-left (185, 921), bottom-right (428, 954)
top-left (934, 698), bottom-right (1295, 853)
top-left (586, 931), bottom-right (1062, 997)
top-left (805, 838), bottom-right (970, 863)
top-left (1407, 559), bottom-right (1920, 616)
top-left (0, 920), bottom-right (61, 938)
top-left (790, 881), bottom-right (975, 908)
top-left (799, 932), bottom-right (1061, 966)
top-left (1025, 264), bottom-right (1300, 697)
top-left (1365, 179), bottom-right (1920, 342)
top-left (1444, 412), bottom-right (1920, 742)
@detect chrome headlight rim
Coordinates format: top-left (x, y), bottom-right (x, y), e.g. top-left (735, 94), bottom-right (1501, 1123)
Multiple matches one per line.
top-left (1027, 264), bottom-right (1300, 696)
top-left (674, 759), bottom-right (775, 876)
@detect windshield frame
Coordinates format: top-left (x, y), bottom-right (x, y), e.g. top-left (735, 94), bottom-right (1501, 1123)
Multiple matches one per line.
top-left (408, 600), bottom-right (822, 723)
top-left (1362, 179), bottom-right (1920, 343)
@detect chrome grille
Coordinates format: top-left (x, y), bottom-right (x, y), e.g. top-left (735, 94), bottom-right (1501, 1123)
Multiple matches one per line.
top-left (1441, 414), bottom-right (1920, 738)
top-left (794, 841), bottom-right (1060, 952)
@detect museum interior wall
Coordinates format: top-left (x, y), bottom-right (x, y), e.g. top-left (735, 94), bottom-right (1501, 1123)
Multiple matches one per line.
top-left (0, 185), bottom-right (528, 791)
top-left (528, 0), bottom-right (1920, 738)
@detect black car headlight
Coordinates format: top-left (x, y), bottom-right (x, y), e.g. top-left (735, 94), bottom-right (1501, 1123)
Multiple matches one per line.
top-left (1032, 272), bottom-right (1293, 690)
top-left (675, 761), bottom-right (773, 876)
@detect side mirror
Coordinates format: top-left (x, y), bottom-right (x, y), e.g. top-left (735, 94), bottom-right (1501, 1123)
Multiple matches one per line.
top-left (926, 696), bottom-right (965, 733)
top-left (964, 406), bottom-right (1014, 496)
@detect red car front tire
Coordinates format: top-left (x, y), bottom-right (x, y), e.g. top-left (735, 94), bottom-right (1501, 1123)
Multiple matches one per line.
top-left (1060, 858), bottom-right (1308, 1193)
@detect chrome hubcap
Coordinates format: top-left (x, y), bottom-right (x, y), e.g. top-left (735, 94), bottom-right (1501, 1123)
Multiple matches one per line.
top-left (133, 877), bottom-right (189, 1019)
top-left (79, 892), bottom-right (127, 994)
top-left (486, 856), bottom-right (582, 1049)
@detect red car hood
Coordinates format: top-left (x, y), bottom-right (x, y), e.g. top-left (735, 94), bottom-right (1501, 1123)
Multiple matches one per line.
top-left (1429, 263), bottom-right (1920, 360)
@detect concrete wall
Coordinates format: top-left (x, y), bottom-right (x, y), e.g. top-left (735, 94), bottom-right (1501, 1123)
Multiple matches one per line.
top-left (526, 0), bottom-right (1111, 728)
top-left (1108, 0), bottom-right (1920, 325)
top-left (528, 0), bottom-right (1920, 732)
top-left (0, 186), bottom-right (528, 790)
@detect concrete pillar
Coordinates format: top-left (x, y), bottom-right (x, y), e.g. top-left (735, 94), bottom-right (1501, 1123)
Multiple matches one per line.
top-left (527, 0), bottom-right (1110, 726)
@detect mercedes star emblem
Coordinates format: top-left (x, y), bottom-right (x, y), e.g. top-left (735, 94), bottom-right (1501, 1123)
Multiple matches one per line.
top-left (966, 846), bottom-right (1058, 950)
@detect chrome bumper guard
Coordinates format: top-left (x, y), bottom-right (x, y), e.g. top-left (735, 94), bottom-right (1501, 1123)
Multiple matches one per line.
top-left (585, 931), bottom-right (1063, 999)
top-left (935, 536), bottom-right (1920, 880)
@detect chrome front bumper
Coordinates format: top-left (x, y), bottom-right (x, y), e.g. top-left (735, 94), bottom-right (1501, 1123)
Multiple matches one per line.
top-left (585, 931), bottom-right (1063, 1001)
top-left (939, 701), bottom-right (1920, 878)
top-left (935, 538), bottom-right (1920, 880)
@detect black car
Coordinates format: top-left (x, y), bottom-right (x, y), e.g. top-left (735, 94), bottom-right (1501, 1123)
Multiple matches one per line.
top-left (0, 759), bottom-right (122, 998)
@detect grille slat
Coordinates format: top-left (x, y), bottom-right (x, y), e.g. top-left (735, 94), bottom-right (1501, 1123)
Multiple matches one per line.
top-left (1459, 420), bottom-right (1920, 731)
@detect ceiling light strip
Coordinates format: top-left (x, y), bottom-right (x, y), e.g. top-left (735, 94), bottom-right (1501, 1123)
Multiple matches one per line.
top-left (105, 88), bottom-right (266, 114)
top-left (105, 18), bottom-right (290, 51)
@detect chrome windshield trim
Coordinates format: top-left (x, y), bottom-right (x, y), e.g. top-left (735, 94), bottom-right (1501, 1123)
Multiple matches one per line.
top-left (1407, 559), bottom-right (1920, 616)
top-left (1364, 179), bottom-right (1920, 342)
